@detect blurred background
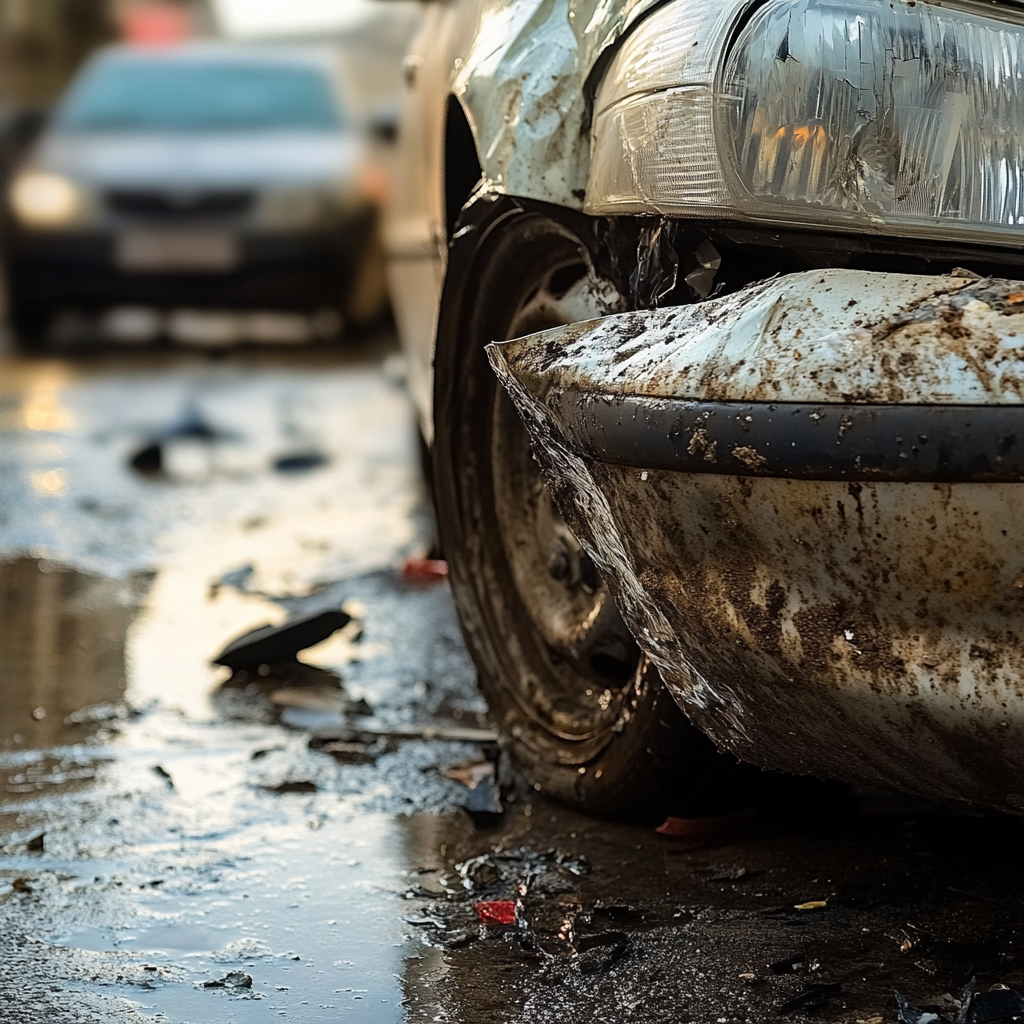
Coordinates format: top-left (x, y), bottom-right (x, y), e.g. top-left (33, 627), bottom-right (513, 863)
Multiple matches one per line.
top-left (0, 0), bottom-right (421, 346)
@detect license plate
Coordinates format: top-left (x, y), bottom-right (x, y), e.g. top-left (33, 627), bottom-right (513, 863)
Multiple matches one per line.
top-left (116, 231), bottom-right (239, 273)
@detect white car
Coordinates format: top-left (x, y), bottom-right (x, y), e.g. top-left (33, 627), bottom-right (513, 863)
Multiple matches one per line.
top-left (387, 0), bottom-right (1024, 816)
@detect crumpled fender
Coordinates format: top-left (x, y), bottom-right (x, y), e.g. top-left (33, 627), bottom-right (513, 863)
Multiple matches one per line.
top-left (487, 269), bottom-right (1024, 812)
top-left (450, 0), bottom-right (663, 207)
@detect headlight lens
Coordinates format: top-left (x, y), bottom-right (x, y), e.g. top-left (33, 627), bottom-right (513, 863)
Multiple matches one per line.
top-left (9, 172), bottom-right (84, 227)
top-left (587, 0), bottom-right (1024, 247)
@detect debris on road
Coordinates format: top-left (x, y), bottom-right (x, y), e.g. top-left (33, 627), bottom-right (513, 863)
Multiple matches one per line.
top-left (129, 402), bottom-right (235, 475)
top-left (794, 900), bottom-right (828, 911)
top-left (445, 759), bottom-right (504, 826)
top-left (777, 982), bottom-right (843, 1015)
top-left (210, 564), bottom-right (254, 597)
top-left (261, 780), bottom-right (318, 794)
top-left (401, 557), bottom-right (449, 583)
top-left (769, 954), bottom-right (807, 975)
top-left (272, 449), bottom-right (330, 474)
top-left (576, 931), bottom-right (630, 974)
top-left (444, 760), bottom-right (494, 788)
top-left (452, 847), bottom-right (591, 897)
top-left (151, 765), bottom-right (174, 788)
top-left (703, 862), bottom-right (749, 882)
top-left (269, 685), bottom-right (372, 717)
top-left (895, 978), bottom-right (1024, 1024)
top-left (475, 900), bottom-right (517, 925)
top-left (442, 929), bottom-right (473, 949)
top-left (895, 990), bottom-right (949, 1024)
top-left (11, 877), bottom-right (33, 893)
top-left (656, 810), bottom-right (755, 843)
top-left (309, 723), bottom-right (497, 750)
top-left (129, 442), bottom-right (164, 474)
top-left (25, 833), bottom-right (44, 852)
top-left (461, 769), bottom-right (503, 826)
top-left (212, 609), bottom-right (351, 670)
top-left (318, 741), bottom-right (377, 765)
top-left (203, 971), bottom-right (253, 990)
top-left (592, 902), bottom-right (639, 921)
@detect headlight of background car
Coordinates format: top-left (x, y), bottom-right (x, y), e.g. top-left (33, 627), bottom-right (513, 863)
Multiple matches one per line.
top-left (9, 172), bottom-right (86, 228)
top-left (587, 0), bottom-right (1024, 247)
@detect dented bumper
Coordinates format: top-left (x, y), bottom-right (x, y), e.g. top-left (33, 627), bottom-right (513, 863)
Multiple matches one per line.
top-left (488, 269), bottom-right (1024, 812)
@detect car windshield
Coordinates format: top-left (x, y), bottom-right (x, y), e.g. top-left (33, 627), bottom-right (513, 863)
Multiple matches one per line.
top-left (55, 57), bottom-right (343, 133)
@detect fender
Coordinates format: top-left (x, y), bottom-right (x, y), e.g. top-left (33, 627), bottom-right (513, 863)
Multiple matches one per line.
top-left (450, 0), bottom-right (667, 208)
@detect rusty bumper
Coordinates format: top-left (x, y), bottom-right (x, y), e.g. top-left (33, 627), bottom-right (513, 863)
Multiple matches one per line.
top-left (488, 269), bottom-right (1024, 813)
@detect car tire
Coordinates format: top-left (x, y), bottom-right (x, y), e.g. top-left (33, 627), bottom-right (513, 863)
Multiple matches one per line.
top-left (432, 199), bottom-right (750, 819)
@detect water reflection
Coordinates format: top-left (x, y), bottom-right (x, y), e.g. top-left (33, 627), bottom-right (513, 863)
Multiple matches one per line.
top-left (0, 556), bottom-right (148, 749)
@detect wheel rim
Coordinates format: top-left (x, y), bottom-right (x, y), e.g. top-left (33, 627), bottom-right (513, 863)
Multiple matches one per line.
top-left (488, 250), bottom-right (640, 742)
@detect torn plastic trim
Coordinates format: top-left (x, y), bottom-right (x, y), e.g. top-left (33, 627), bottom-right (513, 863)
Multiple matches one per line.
top-left (538, 395), bottom-right (1024, 482)
top-left (486, 267), bottom-right (1024, 479)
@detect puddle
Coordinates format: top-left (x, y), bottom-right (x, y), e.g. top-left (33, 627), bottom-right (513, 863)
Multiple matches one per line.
top-left (0, 557), bottom-right (149, 751)
top-left (0, 345), bottom-right (485, 1021)
top-left (6, 346), bottom-right (1024, 1023)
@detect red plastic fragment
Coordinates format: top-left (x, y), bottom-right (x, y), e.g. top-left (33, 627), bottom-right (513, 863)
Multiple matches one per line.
top-left (402, 557), bottom-right (449, 583)
top-left (474, 900), bottom-right (517, 926)
top-left (655, 810), bottom-right (755, 840)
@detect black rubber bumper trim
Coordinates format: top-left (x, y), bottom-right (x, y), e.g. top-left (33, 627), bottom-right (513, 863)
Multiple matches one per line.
top-left (551, 393), bottom-right (1024, 482)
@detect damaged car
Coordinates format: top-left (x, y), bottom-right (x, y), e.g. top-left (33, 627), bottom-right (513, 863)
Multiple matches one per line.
top-left (386, 0), bottom-right (1024, 816)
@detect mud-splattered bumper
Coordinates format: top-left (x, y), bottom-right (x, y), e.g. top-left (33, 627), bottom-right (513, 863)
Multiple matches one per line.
top-left (488, 269), bottom-right (1024, 813)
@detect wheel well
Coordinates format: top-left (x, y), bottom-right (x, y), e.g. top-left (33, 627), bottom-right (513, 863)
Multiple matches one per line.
top-left (443, 96), bottom-right (482, 240)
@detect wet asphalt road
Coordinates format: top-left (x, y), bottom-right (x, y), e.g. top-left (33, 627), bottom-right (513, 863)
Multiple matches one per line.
top-left (2, 333), bottom-right (1024, 1024)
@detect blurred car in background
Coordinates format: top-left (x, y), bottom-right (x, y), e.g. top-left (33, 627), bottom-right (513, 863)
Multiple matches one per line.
top-left (5, 42), bottom-right (390, 346)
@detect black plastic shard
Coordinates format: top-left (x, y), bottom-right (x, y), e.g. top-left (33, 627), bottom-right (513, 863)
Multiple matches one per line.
top-left (212, 609), bottom-right (350, 670)
top-left (964, 987), bottom-right (1024, 1023)
top-left (895, 989), bottom-right (949, 1024)
top-left (778, 983), bottom-right (842, 1015)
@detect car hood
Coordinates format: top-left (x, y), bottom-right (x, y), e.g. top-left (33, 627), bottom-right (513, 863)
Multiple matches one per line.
top-left (30, 131), bottom-right (363, 188)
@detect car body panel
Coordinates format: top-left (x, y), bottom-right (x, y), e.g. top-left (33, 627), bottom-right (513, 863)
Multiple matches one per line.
top-left (385, 0), bottom-right (665, 437)
top-left (489, 269), bottom-right (1024, 812)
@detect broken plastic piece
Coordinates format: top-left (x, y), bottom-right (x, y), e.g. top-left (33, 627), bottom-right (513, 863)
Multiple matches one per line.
top-left (474, 900), bottom-right (517, 925)
top-left (778, 983), bottom-right (842, 1015)
top-left (684, 239), bottom-right (722, 299)
top-left (894, 989), bottom-right (947, 1024)
top-left (629, 220), bottom-right (678, 308)
top-left (203, 970), bottom-right (253, 989)
top-left (212, 609), bottom-right (350, 670)
top-left (272, 449), bottom-right (329, 474)
top-left (129, 442), bottom-right (163, 474)
top-left (269, 686), bottom-right (371, 717)
top-left (402, 557), bottom-right (449, 582)
top-left (970, 989), bottom-right (1024, 1023)
top-left (793, 900), bottom-right (827, 911)
top-left (460, 767), bottom-right (504, 827)
top-left (655, 810), bottom-right (753, 840)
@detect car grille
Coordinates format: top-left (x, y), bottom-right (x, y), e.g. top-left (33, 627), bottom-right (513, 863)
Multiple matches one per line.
top-left (106, 189), bottom-right (254, 219)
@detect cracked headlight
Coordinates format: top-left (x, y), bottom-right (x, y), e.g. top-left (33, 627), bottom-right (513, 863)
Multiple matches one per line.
top-left (587, 0), bottom-right (1024, 247)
